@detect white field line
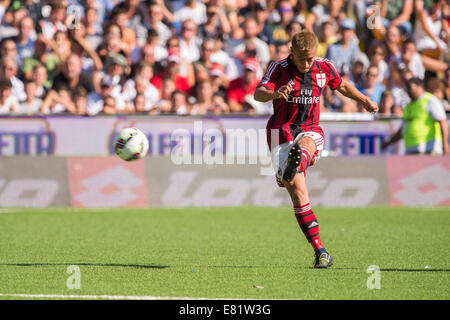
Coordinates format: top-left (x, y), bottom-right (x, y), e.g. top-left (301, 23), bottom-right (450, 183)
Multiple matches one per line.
top-left (0, 293), bottom-right (252, 300)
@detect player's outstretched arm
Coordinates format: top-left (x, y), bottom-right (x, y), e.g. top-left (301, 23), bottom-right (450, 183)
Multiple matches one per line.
top-left (337, 79), bottom-right (379, 114)
top-left (254, 83), bottom-right (294, 102)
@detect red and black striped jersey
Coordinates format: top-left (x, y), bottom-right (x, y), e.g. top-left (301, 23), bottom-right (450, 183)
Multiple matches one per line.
top-left (258, 54), bottom-right (342, 150)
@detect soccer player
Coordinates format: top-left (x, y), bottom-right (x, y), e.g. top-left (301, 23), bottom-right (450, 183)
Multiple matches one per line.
top-left (254, 30), bottom-right (378, 268)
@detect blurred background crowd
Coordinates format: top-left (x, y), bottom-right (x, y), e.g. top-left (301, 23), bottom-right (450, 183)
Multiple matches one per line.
top-left (0, 0), bottom-right (448, 116)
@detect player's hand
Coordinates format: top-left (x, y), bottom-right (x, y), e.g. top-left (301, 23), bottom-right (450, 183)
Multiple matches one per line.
top-left (275, 81), bottom-right (294, 100)
top-left (363, 99), bottom-right (379, 114)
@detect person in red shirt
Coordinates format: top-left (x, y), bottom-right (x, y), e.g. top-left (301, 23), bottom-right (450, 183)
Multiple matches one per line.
top-left (151, 48), bottom-right (190, 95)
top-left (227, 58), bottom-right (261, 112)
top-left (254, 30), bottom-right (378, 268)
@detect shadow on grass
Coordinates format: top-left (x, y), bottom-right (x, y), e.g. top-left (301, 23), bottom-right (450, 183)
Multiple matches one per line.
top-left (330, 267), bottom-right (450, 272)
top-left (0, 263), bottom-right (169, 269)
top-left (379, 268), bottom-right (450, 272)
top-left (2, 264), bottom-right (448, 272)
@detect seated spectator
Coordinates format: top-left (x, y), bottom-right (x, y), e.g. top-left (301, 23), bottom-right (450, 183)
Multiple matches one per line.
top-left (67, 24), bottom-right (103, 75)
top-left (122, 62), bottom-right (160, 109)
top-left (305, 0), bottom-right (344, 35)
top-left (358, 65), bottom-right (386, 106)
top-left (0, 39), bottom-right (19, 65)
top-left (170, 90), bottom-right (191, 115)
top-left (378, 90), bottom-right (402, 116)
top-left (396, 39), bottom-right (425, 79)
top-left (111, 7), bottom-right (137, 56)
top-left (15, 79), bottom-right (42, 115)
top-left (72, 87), bottom-right (88, 115)
top-left (40, 0), bottom-right (67, 40)
top-left (51, 30), bottom-right (71, 63)
top-left (387, 61), bottom-right (411, 109)
top-left (94, 53), bottom-right (127, 96)
top-left (209, 36), bottom-right (232, 70)
top-left (0, 56), bottom-right (26, 101)
top-left (86, 77), bottom-right (128, 116)
top-left (147, 1), bottom-right (172, 47)
top-left (42, 54), bottom-right (95, 113)
top-left (165, 35), bottom-right (195, 87)
top-left (130, 76), bottom-right (159, 112)
top-left (326, 18), bottom-right (361, 75)
top-left (253, 2), bottom-right (274, 58)
top-left (152, 77), bottom-right (176, 114)
top-left (179, 19), bottom-right (202, 63)
top-left (190, 80), bottom-right (214, 115)
top-left (84, 7), bottom-right (103, 51)
top-left (199, 5), bottom-right (231, 40)
top-left (227, 57), bottom-right (260, 112)
top-left (40, 87), bottom-right (75, 114)
top-left (0, 1), bottom-right (28, 41)
top-left (101, 95), bottom-right (119, 114)
top-left (368, 43), bottom-right (389, 84)
top-left (31, 63), bottom-right (50, 99)
top-left (193, 38), bottom-right (216, 83)
top-left (210, 92), bottom-right (230, 115)
top-left (151, 48), bottom-right (191, 95)
top-left (413, 0), bottom-right (448, 59)
top-left (371, 0), bottom-right (414, 39)
top-left (383, 25), bottom-right (404, 62)
top-left (268, 0), bottom-right (295, 44)
top-left (0, 78), bottom-right (19, 114)
top-left (22, 37), bottom-right (60, 86)
top-left (130, 29), bottom-right (167, 65)
top-left (13, 16), bottom-right (35, 65)
top-left (174, 0), bottom-right (207, 26)
top-left (226, 16), bottom-right (270, 70)
top-left (286, 20), bottom-right (304, 41)
top-left (132, 94), bottom-right (147, 113)
top-left (111, 0), bottom-right (148, 46)
top-left (349, 53), bottom-right (370, 88)
top-left (316, 21), bottom-right (337, 58)
top-left (98, 23), bottom-right (128, 62)
top-left (209, 63), bottom-right (229, 98)
top-left (272, 41), bottom-right (290, 62)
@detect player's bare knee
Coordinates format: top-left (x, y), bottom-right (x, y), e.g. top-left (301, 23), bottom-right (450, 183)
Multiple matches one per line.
top-left (297, 136), bottom-right (316, 155)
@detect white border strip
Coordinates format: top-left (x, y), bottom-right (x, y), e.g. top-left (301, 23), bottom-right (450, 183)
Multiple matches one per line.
top-left (0, 293), bottom-right (249, 300)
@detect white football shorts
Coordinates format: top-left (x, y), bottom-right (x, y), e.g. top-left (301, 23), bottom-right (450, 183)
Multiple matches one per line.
top-left (272, 131), bottom-right (324, 186)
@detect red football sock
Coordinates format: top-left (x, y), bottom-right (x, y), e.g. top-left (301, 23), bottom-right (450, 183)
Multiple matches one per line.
top-left (294, 203), bottom-right (324, 252)
top-left (298, 148), bottom-right (311, 173)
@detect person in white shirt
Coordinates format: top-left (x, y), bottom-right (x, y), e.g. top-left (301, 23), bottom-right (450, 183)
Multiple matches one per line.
top-left (86, 78), bottom-right (127, 115)
top-left (225, 17), bottom-right (270, 71)
top-left (178, 19), bottom-right (202, 63)
top-left (0, 57), bottom-right (26, 102)
top-left (40, 1), bottom-right (67, 40)
top-left (413, 0), bottom-right (448, 57)
top-left (147, 2), bottom-right (172, 47)
top-left (396, 39), bottom-right (425, 79)
top-left (174, 0), bottom-right (207, 25)
top-left (14, 79), bottom-right (42, 115)
top-left (0, 78), bottom-right (19, 114)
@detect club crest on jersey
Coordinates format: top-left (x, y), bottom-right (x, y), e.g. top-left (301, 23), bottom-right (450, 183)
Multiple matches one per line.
top-left (316, 72), bottom-right (326, 88)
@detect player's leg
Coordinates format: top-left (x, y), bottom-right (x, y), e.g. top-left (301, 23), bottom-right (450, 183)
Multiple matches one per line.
top-left (283, 173), bottom-right (333, 268)
top-left (283, 136), bottom-right (316, 182)
top-left (281, 135), bottom-right (332, 268)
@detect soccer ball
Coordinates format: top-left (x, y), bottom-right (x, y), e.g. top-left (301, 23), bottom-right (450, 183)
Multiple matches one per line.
top-left (114, 127), bottom-right (149, 161)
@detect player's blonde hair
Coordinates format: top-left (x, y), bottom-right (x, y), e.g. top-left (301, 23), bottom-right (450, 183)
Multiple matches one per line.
top-left (291, 30), bottom-right (318, 52)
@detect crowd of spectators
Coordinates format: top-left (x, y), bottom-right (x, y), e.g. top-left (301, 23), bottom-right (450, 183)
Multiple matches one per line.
top-left (0, 0), bottom-right (448, 116)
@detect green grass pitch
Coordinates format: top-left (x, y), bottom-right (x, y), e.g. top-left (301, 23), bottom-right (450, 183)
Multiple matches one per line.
top-left (0, 207), bottom-right (448, 300)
